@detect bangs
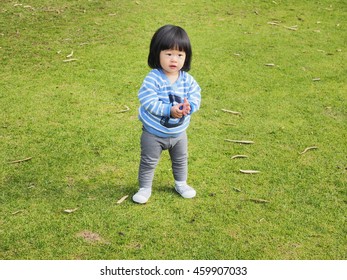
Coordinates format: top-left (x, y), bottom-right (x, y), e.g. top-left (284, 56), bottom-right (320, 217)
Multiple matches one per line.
top-left (160, 31), bottom-right (190, 53)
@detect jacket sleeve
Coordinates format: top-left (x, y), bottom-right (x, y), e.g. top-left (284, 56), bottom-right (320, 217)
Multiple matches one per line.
top-left (187, 76), bottom-right (201, 114)
top-left (138, 75), bottom-right (171, 117)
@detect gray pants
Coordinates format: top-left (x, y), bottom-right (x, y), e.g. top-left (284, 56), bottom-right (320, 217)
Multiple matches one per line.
top-left (138, 129), bottom-right (188, 189)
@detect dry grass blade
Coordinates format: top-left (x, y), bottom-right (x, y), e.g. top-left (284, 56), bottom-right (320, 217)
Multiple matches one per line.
top-left (225, 139), bottom-right (254, 144)
top-left (240, 169), bottom-right (260, 174)
top-left (231, 155), bottom-right (248, 159)
top-left (12, 210), bottom-right (24, 215)
top-left (284, 25), bottom-right (298, 31)
top-left (117, 195), bottom-right (129, 204)
top-left (23, 5), bottom-right (34, 10)
top-left (63, 208), bottom-right (78, 214)
top-left (312, 78), bottom-right (321, 81)
top-left (63, 58), bottom-right (77, 62)
top-left (265, 63), bottom-right (275, 67)
top-left (221, 109), bottom-right (241, 115)
top-left (117, 105), bottom-right (130, 113)
top-left (267, 21), bottom-right (280, 26)
top-left (299, 146), bottom-right (318, 155)
top-left (233, 187), bottom-right (242, 192)
top-left (66, 50), bottom-right (74, 58)
top-left (9, 157), bottom-right (32, 164)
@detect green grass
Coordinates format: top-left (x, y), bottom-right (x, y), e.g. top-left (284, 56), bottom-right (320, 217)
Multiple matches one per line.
top-left (0, 0), bottom-right (346, 260)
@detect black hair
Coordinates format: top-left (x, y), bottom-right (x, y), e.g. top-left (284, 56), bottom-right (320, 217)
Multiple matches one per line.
top-left (148, 25), bottom-right (192, 71)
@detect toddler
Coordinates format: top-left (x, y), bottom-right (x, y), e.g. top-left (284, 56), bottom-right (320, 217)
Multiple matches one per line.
top-left (133, 25), bottom-right (201, 204)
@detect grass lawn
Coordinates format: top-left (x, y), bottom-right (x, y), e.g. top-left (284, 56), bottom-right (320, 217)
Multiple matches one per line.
top-left (0, 0), bottom-right (346, 260)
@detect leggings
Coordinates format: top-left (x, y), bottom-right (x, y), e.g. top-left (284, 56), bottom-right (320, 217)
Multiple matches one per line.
top-left (138, 129), bottom-right (188, 189)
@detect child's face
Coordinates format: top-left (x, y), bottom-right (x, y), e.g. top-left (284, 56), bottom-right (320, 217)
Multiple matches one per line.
top-left (159, 49), bottom-right (186, 77)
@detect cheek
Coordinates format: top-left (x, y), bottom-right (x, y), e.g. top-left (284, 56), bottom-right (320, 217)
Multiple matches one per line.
top-left (159, 58), bottom-right (165, 67)
top-left (160, 55), bottom-right (168, 64)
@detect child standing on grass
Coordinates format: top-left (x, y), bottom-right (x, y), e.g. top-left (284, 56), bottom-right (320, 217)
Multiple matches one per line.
top-left (132, 25), bottom-right (201, 204)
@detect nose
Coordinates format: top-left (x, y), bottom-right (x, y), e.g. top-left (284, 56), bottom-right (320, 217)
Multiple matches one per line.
top-left (170, 55), bottom-right (178, 62)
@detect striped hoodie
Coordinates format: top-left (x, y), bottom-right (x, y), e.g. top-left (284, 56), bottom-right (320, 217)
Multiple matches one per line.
top-left (138, 69), bottom-right (201, 138)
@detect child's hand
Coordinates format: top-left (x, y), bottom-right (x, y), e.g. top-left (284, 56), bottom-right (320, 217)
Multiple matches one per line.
top-left (181, 98), bottom-right (191, 116)
top-left (170, 104), bottom-right (184, 119)
top-left (170, 98), bottom-right (190, 119)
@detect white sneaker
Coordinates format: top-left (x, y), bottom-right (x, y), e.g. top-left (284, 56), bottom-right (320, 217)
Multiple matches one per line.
top-left (175, 184), bottom-right (196, 199)
top-left (132, 188), bottom-right (151, 204)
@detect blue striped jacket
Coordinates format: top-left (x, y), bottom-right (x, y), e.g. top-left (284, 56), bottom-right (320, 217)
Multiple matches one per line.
top-left (138, 69), bottom-right (201, 138)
